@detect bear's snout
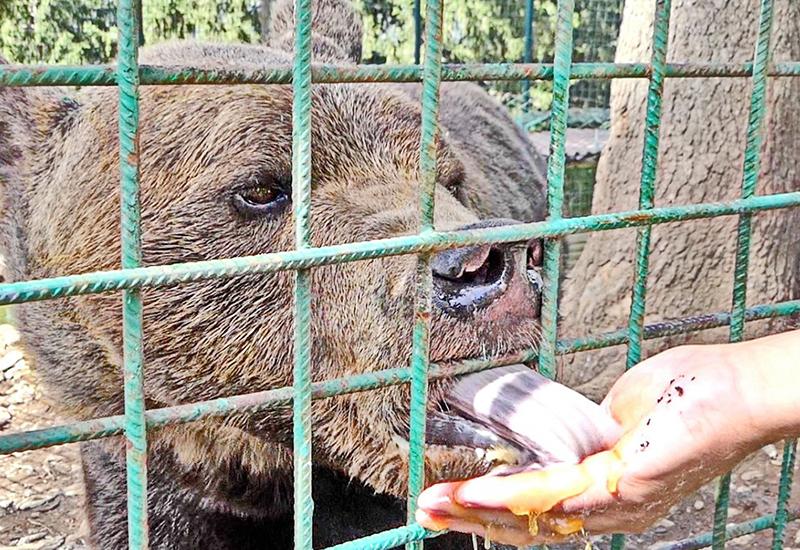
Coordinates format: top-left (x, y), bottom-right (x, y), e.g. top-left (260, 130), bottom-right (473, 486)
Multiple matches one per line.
top-left (431, 219), bottom-right (543, 319)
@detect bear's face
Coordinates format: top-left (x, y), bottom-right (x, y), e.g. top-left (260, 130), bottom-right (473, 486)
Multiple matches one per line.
top-left (6, 43), bottom-right (543, 498)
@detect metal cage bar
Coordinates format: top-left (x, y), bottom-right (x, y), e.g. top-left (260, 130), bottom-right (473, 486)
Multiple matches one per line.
top-left (406, 1), bottom-right (443, 547)
top-left (3, 297), bottom-right (800, 457)
top-left (713, 0), bottom-right (776, 546)
top-left (772, 440), bottom-right (798, 549)
top-left (613, 0), bottom-right (672, 547)
top-left (522, 0), bottom-right (535, 111)
top-left (538, 0), bottom-right (575, 379)
top-left (291, 0), bottom-right (315, 547)
top-left (1, 194), bottom-right (800, 306)
top-left (0, 0), bottom-right (798, 548)
top-left (2, 61), bottom-right (799, 88)
top-left (116, 0), bottom-right (148, 547)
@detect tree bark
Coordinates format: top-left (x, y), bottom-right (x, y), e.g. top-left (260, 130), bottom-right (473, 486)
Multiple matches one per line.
top-left (259, 0), bottom-right (274, 43)
top-left (557, 0), bottom-right (800, 401)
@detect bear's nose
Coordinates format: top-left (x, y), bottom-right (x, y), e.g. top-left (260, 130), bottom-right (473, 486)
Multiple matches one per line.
top-left (431, 219), bottom-right (543, 317)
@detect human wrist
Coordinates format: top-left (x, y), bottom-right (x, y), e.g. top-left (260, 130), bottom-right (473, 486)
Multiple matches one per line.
top-left (732, 330), bottom-right (800, 445)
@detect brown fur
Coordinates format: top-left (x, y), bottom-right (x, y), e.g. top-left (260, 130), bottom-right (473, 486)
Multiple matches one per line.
top-left (0, 1), bottom-right (546, 547)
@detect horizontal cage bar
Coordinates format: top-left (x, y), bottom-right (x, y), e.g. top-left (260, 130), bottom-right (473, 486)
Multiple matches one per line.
top-left (318, 508), bottom-right (800, 550)
top-left (0, 62), bottom-right (799, 87)
top-left (2, 297), bottom-right (798, 455)
top-left (1, 192), bottom-right (798, 306)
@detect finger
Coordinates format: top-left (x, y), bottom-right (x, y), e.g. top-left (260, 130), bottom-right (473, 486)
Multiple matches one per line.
top-left (454, 462), bottom-right (594, 515)
top-left (416, 509), bottom-right (561, 547)
top-left (557, 477), bottom-right (616, 515)
top-left (418, 482), bottom-right (527, 528)
top-left (417, 481), bottom-right (463, 515)
top-left (416, 510), bottom-right (540, 546)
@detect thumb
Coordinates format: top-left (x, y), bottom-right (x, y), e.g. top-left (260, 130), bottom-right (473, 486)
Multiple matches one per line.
top-left (602, 353), bottom-right (686, 430)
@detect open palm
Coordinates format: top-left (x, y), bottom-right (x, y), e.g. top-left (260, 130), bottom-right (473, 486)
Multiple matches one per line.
top-left (416, 344), bottom-right (768, 546)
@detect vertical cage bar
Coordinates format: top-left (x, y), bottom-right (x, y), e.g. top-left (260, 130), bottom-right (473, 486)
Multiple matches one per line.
top-left (406, 1), bottom-right (443, 548)
top-left (413, 0), bottom-right (422, 66)
top-left (537, 0), bottom-right (575, 379)
top-left (613, 3), bottom-right (672, 547)
top-left (117, 0), bottom-right (147, 547)
top-left (624, 0), bottom-right (671, 369)
top-left (772, 439), bottom-right (797, 549)
top-left (712, 0), bottom-right (775, 547)
top-left (292, 0), bottom-right (315, 548)
top-left (522, 0), bottom-right (535, 112)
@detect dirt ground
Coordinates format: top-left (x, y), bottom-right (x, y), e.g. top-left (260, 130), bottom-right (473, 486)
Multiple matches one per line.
top-left (1, 322), bottom-right (799, 550)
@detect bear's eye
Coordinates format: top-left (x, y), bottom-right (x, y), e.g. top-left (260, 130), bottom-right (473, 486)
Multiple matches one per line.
top-left (232, 184), bottom-right (290, 218)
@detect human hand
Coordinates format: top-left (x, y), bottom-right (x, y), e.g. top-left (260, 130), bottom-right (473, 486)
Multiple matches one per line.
top-left (416, 341), bottom-right (778, 546)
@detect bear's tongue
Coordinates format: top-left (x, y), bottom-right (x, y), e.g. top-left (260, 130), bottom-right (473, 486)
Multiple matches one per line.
top-left (426, 364), bottom-right (622, 470)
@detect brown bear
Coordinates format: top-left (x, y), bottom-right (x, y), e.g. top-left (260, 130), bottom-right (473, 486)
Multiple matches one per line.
top-left (0, 0), bottom-right (553, 547)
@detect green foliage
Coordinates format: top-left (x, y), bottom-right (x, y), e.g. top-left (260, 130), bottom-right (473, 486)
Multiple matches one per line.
top-left (0, 0), bottom-right (260, 64)
top-left (0, 0), bottom-right (619, 112)
top-left (359, 0), bottom-right (559, 65)
top-left (0, 0), bottom-right (117, 64)
top-left (143, 0), bottom-right (260, 45)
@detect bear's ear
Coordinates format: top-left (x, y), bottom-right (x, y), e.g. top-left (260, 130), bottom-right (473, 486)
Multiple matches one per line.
top-left (0, 88), bottom-right (76, 170)
top-left (268, 0), bottom-right (363, 63)
top-left (0, 55), bottom-right (81, 173)
top-left (0, 55), bottom-right (81, 280)
top-left (0, 56), bottom-right (35, 173)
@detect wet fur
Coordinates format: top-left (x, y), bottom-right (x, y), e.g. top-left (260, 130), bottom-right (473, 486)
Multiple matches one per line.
top-left (0, 1), bottom-right (546, 547)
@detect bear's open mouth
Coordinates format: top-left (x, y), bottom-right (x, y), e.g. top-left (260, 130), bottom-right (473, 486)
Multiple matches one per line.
top-left (394, 364), bottom-right (621, 474)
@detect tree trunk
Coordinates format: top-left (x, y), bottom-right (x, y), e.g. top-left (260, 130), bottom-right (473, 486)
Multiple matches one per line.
top-left (557, 0), bottom-right (800, 401)
top-left (259, 0), bottom-right (274, 43)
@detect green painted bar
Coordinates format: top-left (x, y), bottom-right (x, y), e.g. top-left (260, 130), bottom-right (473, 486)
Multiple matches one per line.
top-left (559, 299), bottom-right (800, 353)
top-left (291, 0), bottom-right (315, 547)
top-left (2, 62), bottom-right (799, 87)
top-left (772, 439), bottom-right (797, 549)
top-left (407, 2), bottom-right (444, 547)
top-left (325, 523), bottom-right (441, 550)
top-left (2, 298), bottom-right (800, 456)
top-left (625, 0), bottom-right (671, 369)
top-left (713, 1), bottom-right (775, 546)
top-left (1, 192), bottom-right (799, 307)
top-left (537, 0), bottom-right (578, 379)
top-left (2, 1), bottom-right (799, 546)
top-left (661, 510), bottom-right (799, 550)
top-left (116, 0), bottom-right (148, 546)
top-left (614, 1), bottom-right (672, 546)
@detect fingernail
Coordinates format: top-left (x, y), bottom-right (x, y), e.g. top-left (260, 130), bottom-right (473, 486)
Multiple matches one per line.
top-left (417, 484), bottom-right (457, 514)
